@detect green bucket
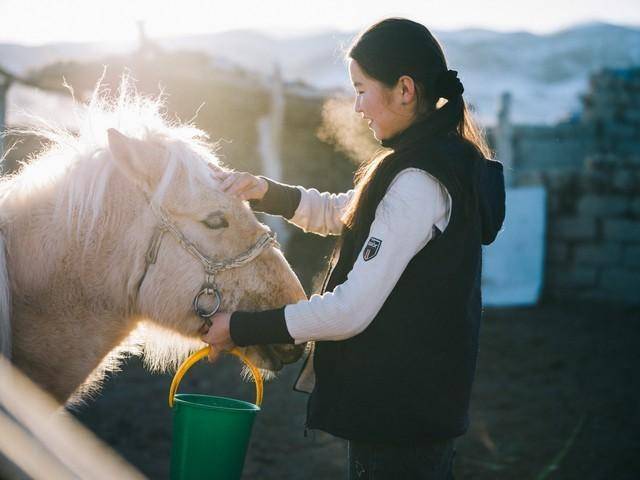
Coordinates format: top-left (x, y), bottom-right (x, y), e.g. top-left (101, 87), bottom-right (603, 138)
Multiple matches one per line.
top-left (168, 347), bottom-right (264, 480)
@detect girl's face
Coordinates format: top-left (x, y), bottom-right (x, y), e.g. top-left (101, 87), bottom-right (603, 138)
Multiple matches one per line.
top-left (349, 59), bottom-right (415, 141)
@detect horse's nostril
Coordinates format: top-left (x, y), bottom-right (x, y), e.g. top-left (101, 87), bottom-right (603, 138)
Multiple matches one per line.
top-left (271, 343), bottom-right (305, 364)
top-left (259, 345), bottom-right (283, 371)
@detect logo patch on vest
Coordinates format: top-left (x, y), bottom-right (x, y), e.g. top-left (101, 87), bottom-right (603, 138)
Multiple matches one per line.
top-left (363, 237), bottom-right (382, 261)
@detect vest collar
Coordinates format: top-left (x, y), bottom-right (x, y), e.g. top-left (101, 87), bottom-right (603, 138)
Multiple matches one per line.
top-left (380, 117), bottom-right (435, 151)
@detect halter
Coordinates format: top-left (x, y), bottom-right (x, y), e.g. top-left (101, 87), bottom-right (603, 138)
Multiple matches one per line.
top-left (139, 202), bottom-right (277, 328)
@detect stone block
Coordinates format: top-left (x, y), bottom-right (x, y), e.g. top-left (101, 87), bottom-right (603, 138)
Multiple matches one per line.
top-left (599, 268), bottom-right (640, 304)
top-left (604, 220), bottom-right (640, 243)
top-left (547, 196), bottom-right (561, 214)
top-left (574, 243), bottom-right (622, 266)
top-left (576, 289), bottom-right (617, 304)
top-left (548, 266), bottom-right (598, 289)
top-left (545, 171), bottom-right (576, 191)
top-left (612, 169), bottom-right (637, 193)
top-left (514, 171), bottom-right (543, 187)
top-left (577, 171), bottom-right (609, 193)
top-left (577, 195), bottom-right (628, 217)
top-left (624, 246), bottom-right (640, 268)
top-left (547, 243), bottom-right (569, 263)
top-left (624, 109), bottom-right (640, 124)
top-left (552, 217), bottom-right (597, 241)
top-left (608, 124), bottom-right (637, 139)
top-left (585, 154), bottom-right (617, 172)
top-left (616, 142), bottom-right (640, 156)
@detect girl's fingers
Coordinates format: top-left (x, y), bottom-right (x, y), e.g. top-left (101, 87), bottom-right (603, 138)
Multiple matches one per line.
top-left (210, 172), bottom-right (228, 182)
top-left (208, 164), bottom-right (228, 178)
top-left (226, 177), bottom-right (253, 196)
top-left (220, 174), bottom-right (239, 192)
top-left (238, 185), bottom-right (262, 201)
top-left (214, 171), bottom-right (262, 200)
top-left (207, 349), bottom-right (220, 363)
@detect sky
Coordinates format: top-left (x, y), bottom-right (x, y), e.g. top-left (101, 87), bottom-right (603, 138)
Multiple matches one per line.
top-left (1, 0), bottom-right (639, 45)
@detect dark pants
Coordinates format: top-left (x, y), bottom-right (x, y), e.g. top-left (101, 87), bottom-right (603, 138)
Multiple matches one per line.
top-left (347, 439), bottom-right (455, 480)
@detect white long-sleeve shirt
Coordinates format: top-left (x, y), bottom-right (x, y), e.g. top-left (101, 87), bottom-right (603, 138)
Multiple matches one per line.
top-left (283, 168), bottom-right (451, 344)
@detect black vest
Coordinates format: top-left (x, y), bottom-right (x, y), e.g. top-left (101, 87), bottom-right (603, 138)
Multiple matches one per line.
top-left (306, 127), bottom-right (486, 444)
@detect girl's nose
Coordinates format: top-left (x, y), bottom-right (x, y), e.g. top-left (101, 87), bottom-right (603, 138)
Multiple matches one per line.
top-left (354, 96), bottom-right (362, 114)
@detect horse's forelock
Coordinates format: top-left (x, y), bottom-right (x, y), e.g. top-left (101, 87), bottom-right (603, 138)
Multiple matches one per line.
top-left (0, 77), bottom-right (228, 253)
top-left (150, 139), bottom-right (225, 207)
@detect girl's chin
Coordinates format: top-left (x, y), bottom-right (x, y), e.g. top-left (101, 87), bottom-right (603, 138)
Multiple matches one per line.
top-left (372, 129), bottom-right (387, 141)
top-left (369, 124), bottom-right (384, 140)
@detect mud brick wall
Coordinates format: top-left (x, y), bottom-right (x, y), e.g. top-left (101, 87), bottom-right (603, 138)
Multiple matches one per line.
top-left (511, 123), bottom-right (595, 174)
top-left (514, 68), bottom-right (640, 305)
top-left (518, 154), bottom-right (640, 304)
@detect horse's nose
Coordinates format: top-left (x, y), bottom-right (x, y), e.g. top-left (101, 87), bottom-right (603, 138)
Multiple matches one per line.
top-left (270, 343), bottom-right (305, 365)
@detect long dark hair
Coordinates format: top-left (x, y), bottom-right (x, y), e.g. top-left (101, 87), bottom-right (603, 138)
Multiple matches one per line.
top-left (323, 19), bottom-right (492, 289)
top-left (342, 18), bottom-right (491, 233)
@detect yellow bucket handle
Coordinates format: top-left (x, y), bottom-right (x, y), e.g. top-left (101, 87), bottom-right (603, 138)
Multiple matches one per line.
top-left (169, 346), bottom-right (264, 408)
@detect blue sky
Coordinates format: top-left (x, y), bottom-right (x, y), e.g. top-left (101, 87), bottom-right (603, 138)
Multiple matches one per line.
top-left (1, 0), bottom-right (639, 45)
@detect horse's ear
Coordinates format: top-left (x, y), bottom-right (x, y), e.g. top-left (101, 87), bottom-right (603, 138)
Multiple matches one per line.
top-left (107, 128), bottom-right (154, 190)
top-left (108, 128), bottom-right (138, 174)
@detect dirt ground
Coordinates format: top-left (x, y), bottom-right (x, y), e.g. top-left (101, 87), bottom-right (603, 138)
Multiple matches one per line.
top-left (71, 300), bottom-right (640, 479)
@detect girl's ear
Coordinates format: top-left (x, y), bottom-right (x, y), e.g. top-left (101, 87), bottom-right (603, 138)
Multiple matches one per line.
top-left (397, 75), bottom-right (417, 105)
top-left (107, 128), bottom-right (163, 192)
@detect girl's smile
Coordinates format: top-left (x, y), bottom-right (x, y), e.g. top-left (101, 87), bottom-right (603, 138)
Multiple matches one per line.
top-left (348, 58), bottom-right (416, 141)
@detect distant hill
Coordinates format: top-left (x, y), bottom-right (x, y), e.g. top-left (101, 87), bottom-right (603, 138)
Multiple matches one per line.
top-left (1, 22), bottom-right (639, 124)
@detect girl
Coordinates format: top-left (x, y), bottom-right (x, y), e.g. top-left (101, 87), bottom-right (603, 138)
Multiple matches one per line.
top-left (203, 18), bottom-right (505, 479)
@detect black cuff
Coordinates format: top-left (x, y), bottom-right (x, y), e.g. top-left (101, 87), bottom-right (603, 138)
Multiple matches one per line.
top-left (229, 307), bottom-right (294, 346)
top-left (249, 177), bottom-right (302, 219)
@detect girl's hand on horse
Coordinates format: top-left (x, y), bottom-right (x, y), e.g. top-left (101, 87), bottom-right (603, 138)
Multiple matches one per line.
top-left (209, 168), bottom-right (268, 202)
top-left (200, 312), bottom-right (236, 362)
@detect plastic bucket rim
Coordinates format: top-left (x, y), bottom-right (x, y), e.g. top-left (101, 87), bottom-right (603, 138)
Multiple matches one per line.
top-left (173, 393), bottom-right (261, 413)
top-left (169, 346), bottom-right (263, 408)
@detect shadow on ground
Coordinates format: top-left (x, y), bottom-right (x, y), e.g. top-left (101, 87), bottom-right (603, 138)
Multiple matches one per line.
top-left (72, 301), bottom-right (640, 479)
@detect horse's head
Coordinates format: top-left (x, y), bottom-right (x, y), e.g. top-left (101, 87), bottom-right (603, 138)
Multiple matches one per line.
top-left (107, 128), bottom-right (306, 372)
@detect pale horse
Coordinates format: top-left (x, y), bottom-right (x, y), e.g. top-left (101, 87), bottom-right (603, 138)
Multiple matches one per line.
top-left (0, 80), bottom-right (306, 405)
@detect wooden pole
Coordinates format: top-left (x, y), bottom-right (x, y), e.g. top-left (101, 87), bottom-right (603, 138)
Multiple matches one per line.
top-left (496, 91), bottom-right (513, 187)
top-left (0, 75), bottom-right (11, 159)
top-left (0, 65), bottom-right (72, 162)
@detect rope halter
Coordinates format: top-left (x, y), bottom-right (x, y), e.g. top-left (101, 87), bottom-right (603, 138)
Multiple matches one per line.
top-left (141, 202), bottom-right (278, 328)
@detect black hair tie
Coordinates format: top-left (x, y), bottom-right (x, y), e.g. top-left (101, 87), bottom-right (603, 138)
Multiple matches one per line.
top-left (435, 69), bottom-right (464, 100)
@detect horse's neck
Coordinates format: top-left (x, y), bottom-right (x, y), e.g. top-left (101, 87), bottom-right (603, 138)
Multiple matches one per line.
top-left (12, 303), bottom-right (135, 403)
top-left (7, 171), bottom-right (149, 403)
top-left (8, 170), bottom-right (147, 305)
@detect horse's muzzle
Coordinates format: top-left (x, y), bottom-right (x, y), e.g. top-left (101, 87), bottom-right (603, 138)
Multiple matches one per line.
top-left (256, 343), bottom-right (305, 371)
top-left (270, 343), bottom-right (305, 365)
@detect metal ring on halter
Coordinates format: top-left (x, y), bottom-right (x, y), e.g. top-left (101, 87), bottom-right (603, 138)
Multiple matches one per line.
top-left (193, 287), bottom-right (222, 325)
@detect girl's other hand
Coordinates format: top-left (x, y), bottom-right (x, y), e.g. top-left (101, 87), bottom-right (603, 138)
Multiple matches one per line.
top-left (209, 167), bottom-right (268, 202)
top-left (200, 312), bottom-right (235, 362)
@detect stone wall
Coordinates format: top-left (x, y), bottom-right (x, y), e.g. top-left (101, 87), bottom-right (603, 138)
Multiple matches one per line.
top-left (518, 152), bottom-right (640, 304)
top-left (500, 68), bottom-right (640, 305)
top-left (512, 123), bottom-right (595, 174)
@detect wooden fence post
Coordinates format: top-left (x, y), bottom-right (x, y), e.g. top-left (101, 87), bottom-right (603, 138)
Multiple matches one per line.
top-left (0, 74), bottom-right (10, 159)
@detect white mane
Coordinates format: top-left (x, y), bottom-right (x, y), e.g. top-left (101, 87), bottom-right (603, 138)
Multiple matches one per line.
top-left (0, 76), bottom-right (224, 245)
top-left (0, 77), bottom-right (229, 376)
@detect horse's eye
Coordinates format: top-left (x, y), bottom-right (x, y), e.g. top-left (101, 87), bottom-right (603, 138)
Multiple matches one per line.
top-left (202, 211), bottom-right (229, 230)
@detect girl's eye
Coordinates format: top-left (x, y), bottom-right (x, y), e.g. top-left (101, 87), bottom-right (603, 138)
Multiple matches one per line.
top-left (202, 211), bottom-right (229, 230)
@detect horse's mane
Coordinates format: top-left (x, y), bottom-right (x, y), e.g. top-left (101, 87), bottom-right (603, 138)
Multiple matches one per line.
top-left (0, 76), bottom-right (229, 378)
top-left (0, 75), bottom-right (224, 243)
